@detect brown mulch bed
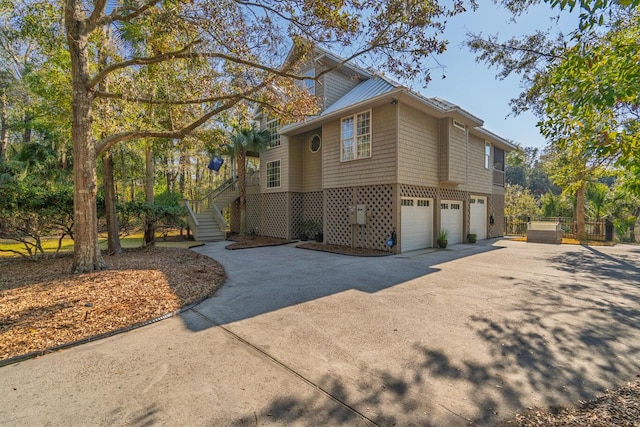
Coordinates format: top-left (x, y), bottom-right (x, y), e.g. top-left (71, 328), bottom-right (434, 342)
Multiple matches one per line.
top-left (225, 234), bottom-right (391, 256)
top-left (297, 242), bottom-right (392, 256)
top-left (225, 234), bottom-right (294, 250)
top-left (0, 247), bottom-right (225, 362)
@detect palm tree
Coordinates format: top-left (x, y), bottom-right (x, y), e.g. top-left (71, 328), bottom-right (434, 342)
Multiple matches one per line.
top-left (224, 124), bottom-right (271, 236)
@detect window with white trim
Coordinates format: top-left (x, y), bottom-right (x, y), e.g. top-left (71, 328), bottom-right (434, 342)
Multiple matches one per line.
top-left (266, 160), bottom-right (281, 188)
top-left (485, 142), bottom-right (491, 169)
top-left (303, 68), bottom-right (315, 95)
top-left (310, 134), bottom-right (321, 153)
top-left (341, 110), bottom-right (371, 161)
top-left (267, 119), bottom-right (280, 148)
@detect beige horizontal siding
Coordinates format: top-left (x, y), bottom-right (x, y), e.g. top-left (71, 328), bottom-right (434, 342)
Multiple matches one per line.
top-left (323, 70), bottom-right (360, 110)
top-left (323, 103), bottom-right (398, 189)
top-left (459, 133), bottom-right (493, 194)
top-left (260, 137), bottom-right (289, 193)
top-left (397, 103), bottom-right (439, 186)
top-left (288, 135), bottom-right (303, 192)
top-left (302, 130), bottom-right (323, 193)
top-left (448, 123), bottom-right (468, 184)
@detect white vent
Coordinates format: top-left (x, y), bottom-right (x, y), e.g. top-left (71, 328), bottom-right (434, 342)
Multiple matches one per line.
top-left (453, 120), bottom-right (466, 131)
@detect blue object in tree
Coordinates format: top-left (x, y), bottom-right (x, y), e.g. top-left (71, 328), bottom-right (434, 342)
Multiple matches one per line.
top-left (208, 157), bottom-right (224, 172)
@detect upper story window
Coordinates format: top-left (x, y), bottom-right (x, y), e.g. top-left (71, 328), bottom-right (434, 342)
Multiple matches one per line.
top-left (341, 110), bottom-right (371, 162)
top-left (266, 160), bottom-right (281, 188)
top-left (267, 118), bottom-right (280, 148)
top-left (494, 147), bottom-right (505, 171)
top-left (485, 142), bottom-right (491, 169)
top-left (303, 68), bottom-right (315, 95)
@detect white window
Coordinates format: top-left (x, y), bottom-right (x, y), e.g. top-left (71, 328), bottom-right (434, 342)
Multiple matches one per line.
top-left (341, 110), bottom-right (371, 161)
top-left (451, 203), bottom-right (461, 210)
top-left (303, 68), bottom-right (315, 95)
top-left (485, 142), bottom-right (491, 169)
top-left (267, 119), bottom-right (280, 148)
top-left (266, 160), bottom-right (281, 188)
top-left (402, 199), bottom-right (414, 206)
top-left (417, 200), bottom-right (430, 207)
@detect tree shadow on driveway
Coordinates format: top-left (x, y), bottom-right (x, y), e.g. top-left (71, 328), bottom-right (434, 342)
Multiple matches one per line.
top-left (212, 243), bottom-right (640, 426)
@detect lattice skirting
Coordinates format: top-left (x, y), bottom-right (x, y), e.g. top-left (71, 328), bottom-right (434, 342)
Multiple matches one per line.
top-left (291, 192), bottom-right (323, 238)
top-left (326, 185), bottom-right (395, 251)
top-left (259, 193), bottom-right (288, 238)
top-left (245, 186), bottom-right (504, 243)
top-left (489, 194), bottom-right (504, 238)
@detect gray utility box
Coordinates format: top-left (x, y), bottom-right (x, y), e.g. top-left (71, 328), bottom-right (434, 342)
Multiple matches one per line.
top-left (348, 205), bottom-right (367, 225)
top-left (527, 221), bottom-right (563, 244)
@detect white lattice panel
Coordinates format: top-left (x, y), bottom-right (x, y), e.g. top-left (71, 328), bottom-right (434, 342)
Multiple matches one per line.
top-left (260, 193), bottom-right (288, 238)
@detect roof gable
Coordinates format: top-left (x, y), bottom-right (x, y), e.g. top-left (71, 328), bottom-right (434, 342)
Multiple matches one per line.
top-left (321, 77), bottom-right (398, 116)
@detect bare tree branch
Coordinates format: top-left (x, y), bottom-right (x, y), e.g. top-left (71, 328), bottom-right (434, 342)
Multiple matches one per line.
top-left (94, 90), bottom-right (258, 105)
top-left (97, 0), bottom-right (163, 27)
top-left (86, 0), bottom-right (108, 32)
top-left (95, 80), bottom-right (272, 153)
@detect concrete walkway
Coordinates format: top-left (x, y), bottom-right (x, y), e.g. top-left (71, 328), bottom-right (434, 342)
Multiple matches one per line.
top-left (2, 240), bottom-right (640, 426)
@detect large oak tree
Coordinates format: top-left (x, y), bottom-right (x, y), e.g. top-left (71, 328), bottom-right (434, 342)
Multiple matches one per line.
top-left (10, 0), bottom-right (479, 273)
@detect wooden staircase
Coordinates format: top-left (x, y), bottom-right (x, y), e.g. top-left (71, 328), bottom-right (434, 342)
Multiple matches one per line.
top-left (185, 179), bottom-right (239, 242)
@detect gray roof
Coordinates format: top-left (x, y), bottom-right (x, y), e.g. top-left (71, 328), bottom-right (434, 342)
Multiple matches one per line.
top-left (321, 77), bottom-right (398, 116)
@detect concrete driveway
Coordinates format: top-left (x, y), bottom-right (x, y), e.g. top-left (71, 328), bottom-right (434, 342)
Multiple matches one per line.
top-left (2, 239), bottom-right (639, 426)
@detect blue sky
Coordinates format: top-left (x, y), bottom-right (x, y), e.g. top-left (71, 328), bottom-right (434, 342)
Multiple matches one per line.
top-left (413, 0), bottom-right (580, 149)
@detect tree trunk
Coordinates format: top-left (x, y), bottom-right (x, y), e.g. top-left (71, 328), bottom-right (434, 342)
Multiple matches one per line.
top-left (67, 5), bottom-right (106, 273)
top-left (22, 111), bottom-right (32, 145)
top-left (144, 145), bottom-right (155, 246)
top-left (0, 92), bottom-right (8, 161)
top-left (103, 150), bottom-right (123, 254)
top-left (238, 149), bottom-right (247, 236)
top-left (575, 182), bottom-right (587, 241)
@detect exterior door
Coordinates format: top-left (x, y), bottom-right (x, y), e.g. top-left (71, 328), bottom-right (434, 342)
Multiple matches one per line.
top-left (401, 198), bottom-right (433, 252)
top-left (440, 200), bottom-right (463, 244)
top-left (470, 196), bottom-right (487, 240)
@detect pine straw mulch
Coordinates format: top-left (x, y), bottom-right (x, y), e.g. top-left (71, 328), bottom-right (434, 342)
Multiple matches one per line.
top-left (226, 233), bottom-right (391, 256)
top-left (0, 246), bottom-right (225, 362)
top-left (498, 376), bottom-right (640, 426)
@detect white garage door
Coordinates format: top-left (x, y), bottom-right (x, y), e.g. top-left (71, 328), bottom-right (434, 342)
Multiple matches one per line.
top-left (440, 200), bottom-right (463, 244)
top-left (470, 196), bottom-right (487, 240)
top-left (401, 198), bottom-right (433, 252)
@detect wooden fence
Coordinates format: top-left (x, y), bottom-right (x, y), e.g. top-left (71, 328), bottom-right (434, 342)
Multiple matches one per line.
top-left (504, 217), bottom-right (613, 242)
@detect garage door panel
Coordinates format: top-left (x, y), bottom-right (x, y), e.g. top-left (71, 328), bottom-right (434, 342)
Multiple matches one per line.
top-left (401, 198), bottom-right (433, 252)
top-left (470, 196), bottom-right (487, 240)
top-left (440, 200), bottom-right (463, 244)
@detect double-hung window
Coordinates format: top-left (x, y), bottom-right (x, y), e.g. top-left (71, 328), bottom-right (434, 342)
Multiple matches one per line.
top-left (267, 119), bottom-right (280, 148)
top-left (341, 110), bottom-right (371, 162)
top-left (266, 160), bottom-right (281, 188)
top-left (484, 142), bottom-right (491, 169)
top-left (303, 68), bottom-right (315, 95)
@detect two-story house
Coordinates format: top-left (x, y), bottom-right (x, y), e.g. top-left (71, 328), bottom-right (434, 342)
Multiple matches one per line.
top-left (225, 48), bottom-right (515, 253)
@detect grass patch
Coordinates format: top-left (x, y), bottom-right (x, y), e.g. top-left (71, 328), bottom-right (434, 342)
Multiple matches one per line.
top-left (510, 236), bottom-right (614, 246)
top-left (0, 231), bottom-right (201, 257)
